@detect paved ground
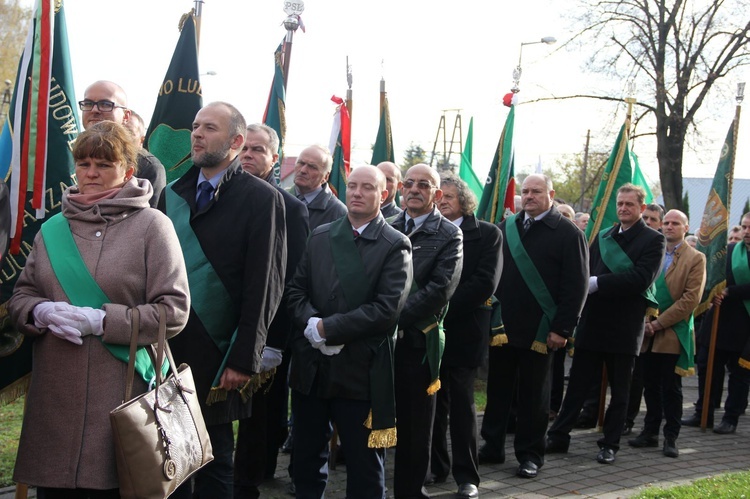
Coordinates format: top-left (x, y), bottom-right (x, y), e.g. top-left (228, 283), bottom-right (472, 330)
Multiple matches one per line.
top-left (3, 375), bottom-right (748, 498)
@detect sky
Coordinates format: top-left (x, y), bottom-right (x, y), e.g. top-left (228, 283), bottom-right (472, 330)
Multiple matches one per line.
top-left (26, 0), bottom-right (750, 187)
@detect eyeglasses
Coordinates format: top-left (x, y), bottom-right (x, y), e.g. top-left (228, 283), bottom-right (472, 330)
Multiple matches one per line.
top-left (403, 179), bottom-right (435, 190)
top-left (78, 100), bottom-right (126, 112)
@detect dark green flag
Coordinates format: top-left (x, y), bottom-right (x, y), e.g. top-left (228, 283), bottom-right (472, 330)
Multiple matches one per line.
top-left (263, 41), bottom-right (287, 184)
top-left (145, 13), bottom-right (202, 183)
top-left (371, 93), bottom-right (394, 164)
top-left (694, 109), bottom-right (739, 316)
top-left (459, 117), bottom-right (483, 201)
top-left (477, 105), bottom-right (515, 224)
top-left (0, 0), bottom-right (79, 403)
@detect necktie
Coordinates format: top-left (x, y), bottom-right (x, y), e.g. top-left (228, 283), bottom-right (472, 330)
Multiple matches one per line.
top-left (196, 181), bottom-right (214, 211)
top-left (297, 193), bottom-right (308, 205)
top-left (353, 229), bottom-right (360, 238)
top-left (523, 217), bottom-right (534, 233)
top-left (404, 218), bottom-right (415, 235)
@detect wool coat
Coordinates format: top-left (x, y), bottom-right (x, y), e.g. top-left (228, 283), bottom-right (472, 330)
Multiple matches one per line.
top-left (575, 219), bottom-right (666, 356)
top-left (290, 182), bottom-right (347, 231)
top-left (9, 178), bottom-right (190, 490)
top-left (642, 243), bottom-right (706, 355)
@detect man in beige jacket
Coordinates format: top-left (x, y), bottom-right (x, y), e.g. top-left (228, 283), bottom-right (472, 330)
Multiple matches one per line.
top-left (628, 209), bottom-right (706, 458)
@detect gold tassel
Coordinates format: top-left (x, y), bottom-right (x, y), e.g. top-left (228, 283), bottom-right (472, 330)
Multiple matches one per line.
top-left (368, 427), bottom-right (397, 448)
top-left (531, 341), bottom-right (548, 355)
top-left (675, 366), bottom-right (696, 377)
top-left (645, 307), bottom-right (659, 318)
top-left (739, 358), bottom-right (750, 371)
top-left (490, 334), bottom-right (508, 347)
top-left (0, 373), bottom-right (30, 406)
top-left (238, 369), bottom-right (277, 403)
top-left (363, 410), bottom-right (373, 429)
top-left (567, 347), bottom-right (575, 358)
top-left (206, 387), bottom-right (228, 405)
top-left (426, 378), bottom-right (441, 395)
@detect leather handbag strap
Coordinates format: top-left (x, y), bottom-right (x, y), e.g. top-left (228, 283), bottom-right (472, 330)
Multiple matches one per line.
top-left (124, 308), bottom-right (141, 402)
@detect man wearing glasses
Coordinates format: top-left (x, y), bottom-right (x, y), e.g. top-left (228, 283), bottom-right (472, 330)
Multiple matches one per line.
top-left (391, 164), bottom-right (463, 498)
top-left (78, 81), bottom-right (166, 206)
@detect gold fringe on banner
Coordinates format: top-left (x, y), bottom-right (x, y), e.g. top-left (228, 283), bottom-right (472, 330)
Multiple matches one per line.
top-left (0, 373), bottom-right (30, 406)
top-left (675, 366), bottom-right (696, 377)
top-left (363, 411), bottom-right (398, 448)
top-left (531, 341), bottom-right (548, 355)
top-left (206, 368), bottom-right (276, 405)
top-left (490, 334), bottom-right (508, 347)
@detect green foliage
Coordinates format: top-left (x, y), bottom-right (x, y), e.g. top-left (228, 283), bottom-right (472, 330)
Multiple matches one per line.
top-left (400, 142), bottom-right (427, 171)
top-left (546, 151), bottom-right (610, 210)
top-left (633, 471), bottom-right (750, 498)
top-left (0, 395), bottom-right (23, 487)
top-left (0, 0), bottom-right (31, 120)
top-left (743, 197), bottom-right (750, 218)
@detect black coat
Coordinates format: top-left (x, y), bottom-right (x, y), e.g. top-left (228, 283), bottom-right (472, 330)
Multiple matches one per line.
top-left (698, 243), bottom-right (750, 352)
top-left (575, 218), bottom-right (665, 356)
top-left (265, 181), bottom-right (310, 350)
top-left (291, 182), bottom-right (347, 231)
top-left (497, 207), bottom-right (589, 350)
top-left (287, 214), bottom-right (412, 400)
top-left (158, 159), bottom-right (287, 424)
top-left (443, 215), bottom-right (503, 367)
top-left (392, 207), bottom-right (463, 348)
top-left (381, 202), bottom-right (402, 219)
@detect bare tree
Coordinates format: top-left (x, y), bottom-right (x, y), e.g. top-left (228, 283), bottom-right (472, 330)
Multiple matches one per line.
top-left (0, 0), bottom-right (31, 120)
top-left (565, 0), bottom-right (750, 210)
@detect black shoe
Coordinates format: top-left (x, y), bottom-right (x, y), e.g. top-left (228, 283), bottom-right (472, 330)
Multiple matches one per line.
top-left (713, 421), bottom-right (737, 434)
top-left (478, 444), bottom-right (505, 464)
top-left (516, 461), bottom-right (538, 479)
top-left (596, 448), bottom-right (615, 465)
top-left (628, 432), bottom-right (658, 448)
top-left (424, 473), bottom-right (448, 486)
top-left (663, 439), bottom-right (679, 458)
top-left (574, 416), bottom-right (596, 429)
top-left (681, 413), bottom-right (712, 428)
top-left (457, 483), bottom-right (479, 498)
top-left (545, 438), bottom-right (569, 454)
top-left (621, 422), bottom-right (634, 436)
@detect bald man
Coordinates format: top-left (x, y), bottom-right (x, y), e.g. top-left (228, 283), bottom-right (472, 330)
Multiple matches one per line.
top-left (79, 81), bottom-right (166, 207)
top-left (377, 161), bottom-right (403, 218)
top-left (628, 210), bottom-right (705, 458)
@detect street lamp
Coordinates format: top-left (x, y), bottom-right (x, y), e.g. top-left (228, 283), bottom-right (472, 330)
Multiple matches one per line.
top-left (0, 80), bottom-right (12, 129)
top-left (511, 36), bottom-right (556, 93)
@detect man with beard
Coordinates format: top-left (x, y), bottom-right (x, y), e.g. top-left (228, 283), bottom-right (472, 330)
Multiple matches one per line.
top-left (290, 145), bottom-right (347, 230)
top-left (160, 102), bottom-right (287, 498)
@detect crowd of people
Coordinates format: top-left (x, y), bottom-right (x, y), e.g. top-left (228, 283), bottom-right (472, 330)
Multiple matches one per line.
top-left (8, 80), bottom-right (750, 499)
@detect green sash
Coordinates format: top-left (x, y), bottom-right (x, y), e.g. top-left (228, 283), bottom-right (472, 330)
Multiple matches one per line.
top-left (732, 243), bottom-right (750, 318)
top-left (329, 217), bottom-right (396, 448)
top-left (406, 276), bottom-right (447, 396)
top-left (731, 244), bottom-right (750, 370)
top-left (40, 214), bottom-right (164, 384)
top-left (598, 228), bottom-right (659, 315)
top-left (165, 184), bottom-right (243, 404)
top-left (653, 272), bottom-right (695, 376)
top-left (504, 214), bottom-right (557, 354)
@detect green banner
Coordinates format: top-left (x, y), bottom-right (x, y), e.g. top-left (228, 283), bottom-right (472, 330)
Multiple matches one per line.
top-left (459, 117), bottom-right (483, 201)
top-left (477, 106), bottom-right (515, 224)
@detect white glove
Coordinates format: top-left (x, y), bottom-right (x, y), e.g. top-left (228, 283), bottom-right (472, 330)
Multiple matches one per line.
top-left (261, 347), bottom-right (284, 372)
top-left (319, 344), bottom-right (344, 356)
top-left (304, 317), bottom-right (326, 349)
top-left (48, 307), bottom-right (106, 340)
top-left (33, 301), bottom-right (76, 328)
top-left (588, 276), bottom-right (599, 295)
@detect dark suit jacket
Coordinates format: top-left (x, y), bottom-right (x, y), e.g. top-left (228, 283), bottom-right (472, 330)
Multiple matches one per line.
top-left (381, 202), bottom-right (402, 219)
top-left (443, 215), bottom-right (503, 367)
top-left (392, 207), bottom-right (463, 349)
top-left (158, 159), bottom-right (287, 424)
top-left (263, 173), bottom-right (310, 350)
top-left (287, 214), bottom-right (412, 400)
top-left (291, 182), bottom-right (347, 231)
top-left (498, 207), bottom-right (589, 350)
top-left (575, 218), bottom-right (665, 356)
top-left (136, 149), bottom-right (166, 208)
top-left (698, 243), bottom-right (750, 352)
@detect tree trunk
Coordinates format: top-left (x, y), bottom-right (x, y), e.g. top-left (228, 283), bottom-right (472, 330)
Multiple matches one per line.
top-left (656, 115), bottom-right (685, 211)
